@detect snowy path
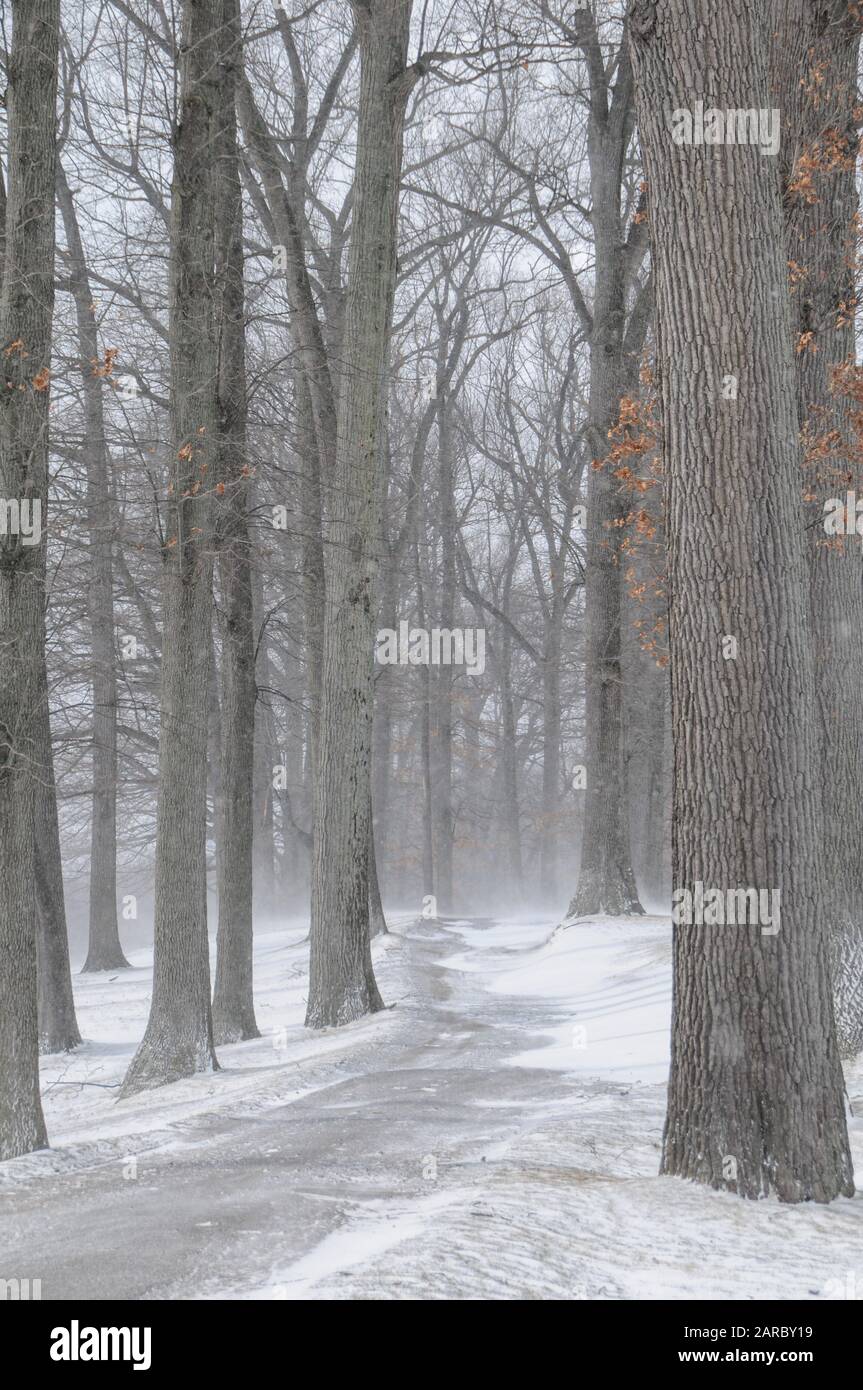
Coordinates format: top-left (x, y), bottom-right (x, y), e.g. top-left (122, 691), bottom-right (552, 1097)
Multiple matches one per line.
top-left (1, 915), bottom-right (861, 1300)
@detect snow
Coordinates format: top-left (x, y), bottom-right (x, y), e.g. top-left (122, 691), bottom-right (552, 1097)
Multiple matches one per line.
top-left (2, 912), bottom-right (862, 1300)
top-left (440, 914), bottom-right (671, 1081)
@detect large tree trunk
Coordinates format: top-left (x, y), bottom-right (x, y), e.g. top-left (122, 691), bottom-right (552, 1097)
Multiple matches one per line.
top-left (630, 0), bottom-right (853, 1200)
top-left (772, 0), bottom-right (863, 1058)
top-left (307, 0), bottom-right (416, 1026)
top-left (121, 0), bottom-right (223, 1096)
top-left (212, 0), bottom-right (259, 1044)
top-left (57, 165), bottom-right (129, 975)
top-left (0, 0), bottom-right (59, 1158)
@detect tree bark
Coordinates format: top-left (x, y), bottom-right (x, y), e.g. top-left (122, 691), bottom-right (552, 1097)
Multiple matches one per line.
top-left (0, 0), bottom-right (59, 1158)
top-left (630, 0), bottom-right (853, 1200)
top-left (772, 0), bottom-right (863, 1058)
top-left (121, 0), bottom-right (223, 1096)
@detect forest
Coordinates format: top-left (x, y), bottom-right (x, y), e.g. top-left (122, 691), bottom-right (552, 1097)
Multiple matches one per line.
top-left (0, 0), bottom-right (861, 1311)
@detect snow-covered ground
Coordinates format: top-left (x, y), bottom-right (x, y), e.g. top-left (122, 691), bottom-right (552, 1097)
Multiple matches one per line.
top-left (1, 913), bottom-right (861, 1300)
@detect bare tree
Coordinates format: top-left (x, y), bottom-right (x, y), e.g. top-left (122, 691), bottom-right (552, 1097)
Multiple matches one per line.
top-left (121, 0), bottom-right (224, 1096)
top-left (307, 0), bottom-right (418, 1026)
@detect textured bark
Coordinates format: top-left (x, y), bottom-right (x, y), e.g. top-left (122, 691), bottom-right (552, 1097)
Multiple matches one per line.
top-left (212, 0), bottom-right (259, 1045)
top-left (57, 165), bottom-right (129, 974)
top-left (0, 0), bottom-right (59, 1158)
top-left (121, 0), bottom-right (222, 1096)
top-left (772, 0), bottom-right (863, 1058)
top-left (630, 0), bottom-right (853, 1200)
top-left (306, 1), bottom-right (415, 1027)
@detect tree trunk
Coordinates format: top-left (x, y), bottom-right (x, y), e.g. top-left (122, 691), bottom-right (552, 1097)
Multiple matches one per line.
top-left (121, 0), bottom-right (223, 1096)
top-left (568, 37), bottom-right (645, 919)
top-left (630, 0), bottom-right (853, 1200)
top-left (306, 1), bottom-right (416, 1026)
top-left (0, 0), bottom-right (59, 1159)
top-left (431, 394), bottom-right (456, 910)
top-left (372, 543), bottom-right (398, 878)
top-left (541, 628), bottom-right (562, 904)
top-left (57, 166), bottom-right (129, 975)
top-left (35, 645), bottom-right (81, 1053)
top-left (499, 604), bottom-right (524, 901)
top-left (772, 0), bottom-right (863, 1058)
top-left (251, 560), bottom-right (276, 920)
top-left (212, 0), bottom-right (260, 1044)
top-left (368, 801), bottom-right (388, 937)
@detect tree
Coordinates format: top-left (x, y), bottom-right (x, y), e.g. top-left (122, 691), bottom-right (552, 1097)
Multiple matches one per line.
top-left (121, 0), bottom-right (223, 1096)
top-left (212, 0), bottom-right (260, 1044)
top-left (306, 0), bottom-right (418, 1026)
top-left (57, 163), bottom-right (129, 975)
top-left (0, 0), bottom-right (60, 1158)
top-left (630, 0), bottom-right (853, 1199)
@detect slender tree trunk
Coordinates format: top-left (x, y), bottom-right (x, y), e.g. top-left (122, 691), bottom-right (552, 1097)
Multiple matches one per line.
top-left (251, 561), bottom-right (276, 920)
top-left (772, 0), bottom-right (863, 1058)
top-left (57, 167), bottom-right (128, 974)
top-left (306, 0), bottom-right (416, 1026)
top-left (431, 395), bottom-right (456, 910)
top-left (372, 545), bottom-right (397, 875)
top-left (213, 0), bottom-right (259, 1043)
top-left (296, 370), bottom-right (325, 855)
top-left (630, 0), bottom-right (853, 1200)
top-left (368, 800), bottom-right (388, 937)
top-left (541, 626), bottom-right (562, 904)
top-left (35, 645), bottom-right (81, 1052)
top-left (568, 46), bottom-right (645, 918)
top-left (0, 0), bottom-right (59, 1158)
top-left (121, 0), bottom-right (223, 1096)
top-left (499, 603), bottom-right (524, 900)
top-left (415, 537), bottom-right (435, 903)
top-left (207, 632), bottom-right (224, 874)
